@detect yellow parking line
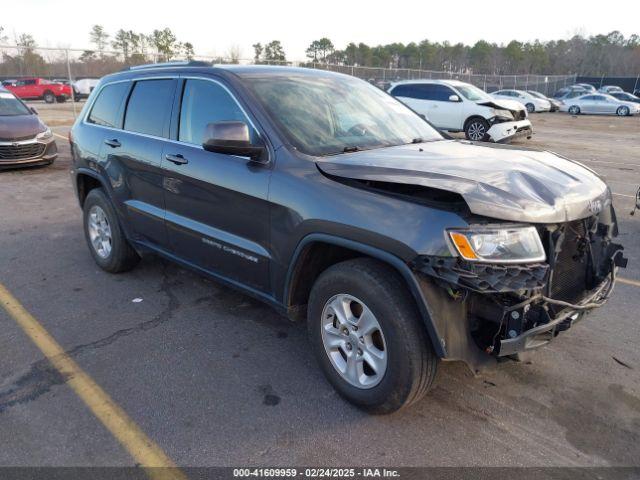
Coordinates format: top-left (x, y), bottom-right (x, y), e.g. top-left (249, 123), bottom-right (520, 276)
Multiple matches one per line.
top-left (0, 282), bottom-right (186, 480)
top-left (53, 132), bottom-right (67, 140)
top-left (618, 277), bottom-right (640, 288)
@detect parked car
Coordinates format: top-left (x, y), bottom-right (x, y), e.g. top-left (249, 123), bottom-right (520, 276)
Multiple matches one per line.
top-left (561, 93), bottom-right (640, 116)
top-left (73, 78), bottom-right (100, 99)
top-left (1, 79), bottom-right (17, 87)
top-left (552, 85), bottom-right (589, 98)
top-left (70, 63), bottom-right (625, 413)
top-left (527, 90), bottom-right (561, 112)
top-left (5, 77), bottom-right (73, 103)
top-left (0, 87), bottom-right (58, 169)
top-left (574, 83), bottom-right (596, 92)
top-left (492, 89), bottom-right (551, 113)
top-left (609, 92), bottom-right (640, 104)
top-left (388, 80), bottom-right (531, 142)
top-left (554, 90), bottom-right (590, 105)
top-left (598, 85), bottom-right (624, 94)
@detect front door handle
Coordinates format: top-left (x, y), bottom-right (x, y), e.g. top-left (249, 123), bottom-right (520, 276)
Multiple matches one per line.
top-left (104, 138), bottom-right (121, 148)
top-left (165, 153), bottom-right (188, 165)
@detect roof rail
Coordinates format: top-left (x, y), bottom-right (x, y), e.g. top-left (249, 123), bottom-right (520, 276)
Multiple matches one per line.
top-left (122, 60), bottom-right (211, 71)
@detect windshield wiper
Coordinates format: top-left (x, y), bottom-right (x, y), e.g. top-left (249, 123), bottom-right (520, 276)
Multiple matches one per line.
top-left (343, 146), bottom-right (360, 153)
top-left (411, 138), bottom-right (423, 144)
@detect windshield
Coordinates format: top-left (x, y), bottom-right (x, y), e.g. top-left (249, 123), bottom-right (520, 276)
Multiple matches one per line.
top-left (242, 73), bottom-right (442, 156)
top-left (528, 91), bottom-right (545, 99)
top-left (455, 84), bottom-right (492, 102)
top-left (0, 91), bottom-right (31, 116)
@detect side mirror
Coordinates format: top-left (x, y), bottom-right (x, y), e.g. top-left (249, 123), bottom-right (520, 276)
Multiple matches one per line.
top-left (449, 94), bottom-right (460, 102)
top-left (202, 121), bottom-right (266, 162)
top-left (30, 107), bottom-right (38, 115)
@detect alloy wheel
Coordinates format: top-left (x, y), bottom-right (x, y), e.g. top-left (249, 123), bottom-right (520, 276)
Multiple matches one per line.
top-left (87, 205), bottom-right (113, 259)
top-left (467, 122), bottom-right (486, 141)
top-left (320, 294), bottom-right (387, 389)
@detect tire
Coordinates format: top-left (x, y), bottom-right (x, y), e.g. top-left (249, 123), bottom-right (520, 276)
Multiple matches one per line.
top-left (56, 95), bottom-right (67, 103)
top-left (83, 188), bottom-right (140, 273)
top-left (616, 106), bottom-right (629, 116)
top-left (568, 105), bottom-right (580, 115)
top-left (525, 103), bottom-right (535, 113)
top-left (464, 117), bottom-right (490, 141)
top-left (43, 91), bottom-right (55, 104)
top-left (307, 258), bottom-right (438, 414)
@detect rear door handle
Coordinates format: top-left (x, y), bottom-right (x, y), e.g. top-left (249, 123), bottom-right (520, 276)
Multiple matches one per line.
top-left (165, 153), bottom-right (188, 165)
top-left (104, 138), bottom-right (121, 148)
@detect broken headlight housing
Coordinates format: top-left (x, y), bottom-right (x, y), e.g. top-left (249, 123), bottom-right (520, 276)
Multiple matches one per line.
top-left (448, 226), bottom-right (546, 263)
top-left (490, 108), bottom-right (514, 121)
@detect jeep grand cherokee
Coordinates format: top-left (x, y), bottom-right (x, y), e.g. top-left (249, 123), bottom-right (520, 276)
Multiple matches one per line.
top-left (69, 63), bottom-right (626, 413)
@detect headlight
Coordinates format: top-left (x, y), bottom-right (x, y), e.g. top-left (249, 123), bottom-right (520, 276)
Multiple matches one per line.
top-left (491, 109), bottom-right (514, 120)
top-left (37, 128), bottom-right (53, 140)
top-left (448, 226), bottom-right (546, 263)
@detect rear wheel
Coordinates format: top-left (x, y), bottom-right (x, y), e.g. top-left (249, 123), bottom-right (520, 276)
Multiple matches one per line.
top-left (525, 102), bottom-right (535, 113)
top-left (568, 105), bottom-right (580, 115)
top-left (83, 188), bottom-right (140, 273)
top-left (307, 258), bottom-right (438, 414)
top-left (616, 106), bottom-right (630, 116)
top-left (464, 117), bottom-right (489, 141)
top-left (43, 91), bottom-right (55, 104)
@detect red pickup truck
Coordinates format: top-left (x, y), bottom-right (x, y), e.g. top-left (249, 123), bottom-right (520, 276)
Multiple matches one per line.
top-left (5, 78), bottom-right (73, 103)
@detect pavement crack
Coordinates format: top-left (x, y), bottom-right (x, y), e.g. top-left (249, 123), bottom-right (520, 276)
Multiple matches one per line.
top-left (0, 261), bottom-right (181, 414)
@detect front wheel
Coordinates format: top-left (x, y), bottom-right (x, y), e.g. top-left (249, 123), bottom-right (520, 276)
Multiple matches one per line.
top-left (617, 106), bottom-right (630, 116)
top-left (568, 105), bottom-right (580, 115)
top-left (525, 103), bottom-right (535, 113)
top-left (464, 118), bottom-right (490, 141)
top-left (307, 258), bottom-right (438, 414)
top-left (43, 91), bottom-right (55, 104)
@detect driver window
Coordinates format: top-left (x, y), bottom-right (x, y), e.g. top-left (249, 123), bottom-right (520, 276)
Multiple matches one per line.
top-left (179, 79), bottom-right (257, 146)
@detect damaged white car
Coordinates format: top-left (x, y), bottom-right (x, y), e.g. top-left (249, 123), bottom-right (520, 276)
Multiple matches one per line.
top-left (389, 79), bottom-right (532, 143)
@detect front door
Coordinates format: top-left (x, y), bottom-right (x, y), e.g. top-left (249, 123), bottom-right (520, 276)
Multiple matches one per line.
top-left (162, 78), bottom-right (272, 292)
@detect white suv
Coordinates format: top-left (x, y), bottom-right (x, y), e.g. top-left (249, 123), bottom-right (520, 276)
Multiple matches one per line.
top-left (389, 80), bottom-right (532, 142)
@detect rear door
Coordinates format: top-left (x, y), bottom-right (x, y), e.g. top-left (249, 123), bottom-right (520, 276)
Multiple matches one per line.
top-left (102, 78), bottom-right (176, 249)
top-left (161, 77), bottom-right (272, 291)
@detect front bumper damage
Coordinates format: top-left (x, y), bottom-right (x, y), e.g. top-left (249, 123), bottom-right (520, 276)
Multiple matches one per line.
top-left (410, 211), bottom-right (627, 371)
top-left (487, 119), bottom-right (532, 143)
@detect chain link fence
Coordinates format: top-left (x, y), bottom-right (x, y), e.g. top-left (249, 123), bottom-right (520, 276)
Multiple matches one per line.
top-left (0, 45), bottom-right (577, 110)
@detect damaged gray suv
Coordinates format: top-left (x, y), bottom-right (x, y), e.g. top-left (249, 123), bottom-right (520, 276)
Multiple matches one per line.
top-left (70, 64), bottom-right (626, 413)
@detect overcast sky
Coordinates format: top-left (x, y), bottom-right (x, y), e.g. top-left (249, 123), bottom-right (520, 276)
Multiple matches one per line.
top-left (4, 0), bottom-right (638, 60)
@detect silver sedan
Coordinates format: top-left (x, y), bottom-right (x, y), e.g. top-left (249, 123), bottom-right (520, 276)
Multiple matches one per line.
top-left (560, 93), bottom-right (640, 116)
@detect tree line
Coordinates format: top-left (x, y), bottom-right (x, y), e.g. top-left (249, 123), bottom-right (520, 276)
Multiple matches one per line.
top-left (2, 24), bottom-right (640, 77)
top-left (304, 32), bottom-right (640, 76)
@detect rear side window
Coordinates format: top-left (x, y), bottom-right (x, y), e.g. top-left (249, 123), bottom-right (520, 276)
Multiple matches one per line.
top-left (178, 79), bottom-right (256, 145)
top-left (124, 79), bottom-right (175, 137)
top-left (390, 84), bottom-right (418, 98)
top-left (87, 82), bottom-right (129, 128)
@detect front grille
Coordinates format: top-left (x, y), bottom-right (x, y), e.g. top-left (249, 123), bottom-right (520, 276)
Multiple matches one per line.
top-left (550, 221), bottom-right (588, 303)
top-left (0, 142), bottom-right (46, 161)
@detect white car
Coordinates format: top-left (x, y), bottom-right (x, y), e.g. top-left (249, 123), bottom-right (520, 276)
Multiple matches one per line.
top-left (560, 93), bottom-right (640, 116)
top-left (73, 78), bottom-right (100, 98)
top-left (388, 80), bottom-right (532, 142)
top-left (598, 85), bottom-right (624, 94)
top-left (491, 89), bottom-right (551, 113)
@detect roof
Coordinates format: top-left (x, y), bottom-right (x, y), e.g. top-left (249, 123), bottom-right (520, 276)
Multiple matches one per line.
top-left (390, 78), bottom-right (472, 87)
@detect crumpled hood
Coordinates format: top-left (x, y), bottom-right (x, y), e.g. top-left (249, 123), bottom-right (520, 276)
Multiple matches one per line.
top-left (317, 140), bottom-right (610, 223)
top-left (0, 114), bottom-right (45, 140)
top-left (477, 98), bottom-right (524, 112)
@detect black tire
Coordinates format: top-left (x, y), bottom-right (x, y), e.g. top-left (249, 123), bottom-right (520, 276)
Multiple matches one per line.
top-left (43, 91), bottom-right (55, 104)
top-left (307, 258), bottom-right (438, 414)
top-left (464, 117), bottom-right (490, 141)
top-left (56, 95), bottom-right (67, 103)
top-left (83, 188), bottom-right (140, 273)
top-left (525, 102), bottom-right (535, 113)
top-left (568, 105), bottom-right (580, 115)
top-left (616, 106), bottom-right (629, 116)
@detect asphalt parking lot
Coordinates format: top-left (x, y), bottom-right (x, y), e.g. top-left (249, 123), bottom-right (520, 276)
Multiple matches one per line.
top-left (1, 103), bottom-right (639, 469)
